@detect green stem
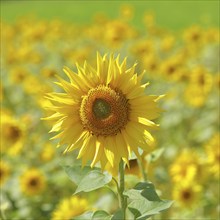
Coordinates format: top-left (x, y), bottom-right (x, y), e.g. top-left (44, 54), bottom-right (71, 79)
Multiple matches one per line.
top-left (138, 158), bottom-right (148, 182)
top-left (118, 159), bottom-right (126, 219)
top-left (0, 208), bottom-right (6, 220)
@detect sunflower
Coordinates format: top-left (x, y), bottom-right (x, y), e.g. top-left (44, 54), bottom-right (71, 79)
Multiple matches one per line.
top-left (1, 112), bottom-right (25, 155)
top-left (40, 143), bottom-right (55, 162)
top-left (51, 196), bottom-right (88, 220)
top-left (169, 149), bottom-right (203, 183)
top-left (20, 168), bottom-right (46, 196)
top-left (44, 53), bottom-right (162, 169)
top-left (0, 160), bottom-right (11, 186)
top-left (172, 182), bottom-right (202, 208)
top-left (205, 133), bottom-right (220, 179)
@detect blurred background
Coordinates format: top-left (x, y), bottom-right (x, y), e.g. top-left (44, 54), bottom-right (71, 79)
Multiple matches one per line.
top-left (1, 1), bottom-right (219, 220)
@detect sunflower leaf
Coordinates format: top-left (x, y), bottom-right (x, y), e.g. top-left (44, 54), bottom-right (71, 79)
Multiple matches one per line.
top-left (72, 211), bottom-right (93, 220)
top-left (111, 209), bottom-right (124, 220)
top-left (145, 148), bottom-right (164, 163)
top-left (124, 182), bottom-right (173, 219)
top-left (63, 165), bottom-right (99, 185)
top-left (74, 170), bottom-right (112, 194)
top-left (92, 210), bottom-right (112, 220)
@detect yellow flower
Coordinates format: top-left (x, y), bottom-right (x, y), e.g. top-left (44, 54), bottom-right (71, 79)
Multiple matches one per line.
top-left (183, 25), bottom-right (204, 45)
top-left (205, 133), bottom-right (220, 179)
top-left (184, 66), bottom-right (212, 107)
top-left (41, 67), bottom-right (57, 79)
top-left (20, 168), bottom-right (46, 196)
top-left (40, 143), bottom-right (55, 162)
top-left (130, 39), bottom-right (155, 59)
top-left (189, 66), bottom-right (213, 94)
top-left (172, 182), bottom-right (202, 208)
top-left (184, 85), bottom-right (207, 107)
top-left (142, 54), bottom-right (160, 75)
top-left (9, 66), bottom-right (29, 84)
top-left (159, 57), bottom-right (183, 81)
top-left (143, 12), bottom-right (155, 28)
top-left (120, 4), bottom-right (134, 21)
top-left (23, 75), bottom-right (52, 97)
top-left (44, 53), bottom-right (162, 169)
top-left (205, 28), bottom-right (219, 43)
top-left (160, 35), bottom-right (176, 53)
top-left (0, 160), bottom-right (11, 186)
top-left (51, 196), bottom-right (88, 220)
top-left (1, 112), bottom-right (25, 155)
top-left (213, 73), bottom-right (220, 90)
top-left (169, 149), bottom-right (202, 183)
top-left (104, 20), bottom-right (135, 47)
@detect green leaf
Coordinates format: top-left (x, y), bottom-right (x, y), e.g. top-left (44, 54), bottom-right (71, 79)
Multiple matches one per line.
top-left (134, 182), bottom-right (161, 201)
top-left (63, 165), bottom-right (98, 185)
top-left (145, 148), bottom-right (164, 163)
top-left (74, 170), bottom-right (112, 194)
top-left (124, 182), bottom-right (173, 220)
top-left (72, 211), bottom-right (93, 220)
top-left (111, 209), bottom-right (124, 220)
top-left (92, 210), bottom-right (111, 220)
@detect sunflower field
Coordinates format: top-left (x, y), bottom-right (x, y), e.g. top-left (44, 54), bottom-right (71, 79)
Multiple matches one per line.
top-left (1, 1), bottom-right (219, 220)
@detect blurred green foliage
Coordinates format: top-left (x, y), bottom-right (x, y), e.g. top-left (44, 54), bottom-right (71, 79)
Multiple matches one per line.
top-left (1, 0), bottom-right (219, 29)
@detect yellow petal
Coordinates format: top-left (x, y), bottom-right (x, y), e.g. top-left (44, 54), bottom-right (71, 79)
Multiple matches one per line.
top-left (91, 138), bottom-right (103, 168)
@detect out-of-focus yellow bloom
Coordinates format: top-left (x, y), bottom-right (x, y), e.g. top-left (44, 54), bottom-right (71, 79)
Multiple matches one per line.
top-left (131, 39), bottom-right (155, 59)
top-left (0, 160), bottom-right (11, 186)
top-left (40, 143), bottom-right (55, 162)
top-left (9, 66), bottom-right (29, 84)
top-left (20, 168), bottom-right (46, 196)
top-left (172, 182), bottom-right (202, 208)
top-left (63, 47), bottom-right (92, 65)
top-left (159, 57), bottom-right (183, 81)
top-left (169, 149), bottom-right (203, 183)
top-left (184, 85), bottom-right (207, 107)
top-left (1, 112), bottom-right (25, 155)
top-left (143, 12), bottom-right (155, 28)
top-left (120, 4), bottom-right (134, 21)
top-left (205, 28), bottom-right (220, 43)
top-left (205, 133), bottom-right (220, 179)
top-left (104, 20), bottom-right (136, 47)
top-left (41, 67), bottom-right (57, 79)
top-left (189, 66), bottom-right (213, 93)
top-left (183, 25), bottom-right (204, 45)
top-left (213, 73), bottom-right (220, 90)
top-left (23, 75), bottom-right (52, 96)
top-left (160, 35), bottom-right (176, 52)
top-left (184, 66), bottom-right (213, 107)
top-left (51, 196), bottom-right (88, 220)
top-left (142, 54), bottom-right (160, 75)
top-left (22, 21), bottom-right (47, 41)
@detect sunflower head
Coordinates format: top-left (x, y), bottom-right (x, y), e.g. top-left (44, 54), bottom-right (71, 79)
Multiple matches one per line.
top-left (20, 168), bottom-right (46, 196)
top-left (44, 53), bottom-right (162, 170)
top-left (1, 112), bottom-right (25, 155)
top-left (51, 196), bottom-right (88, 220)
top-left (0, 160), bottom-right (11, 186)
top-left (172, 182), bottom-right (202, 208)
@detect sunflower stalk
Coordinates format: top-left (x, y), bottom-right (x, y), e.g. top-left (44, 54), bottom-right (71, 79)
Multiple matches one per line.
top-left (118, 159), bottom-right (127, 219)
top-left (138, 158), bottom-right (148, 182)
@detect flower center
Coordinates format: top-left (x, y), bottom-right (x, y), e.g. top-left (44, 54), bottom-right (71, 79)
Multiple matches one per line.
top-left (93, 99), bottom-right (111, 119)
top-left (29, 178), bottom-right (39, 187)
top-left (3, 123), bottom-right (21, 142)
top-left (80, 85), bottom-right (130, 136)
